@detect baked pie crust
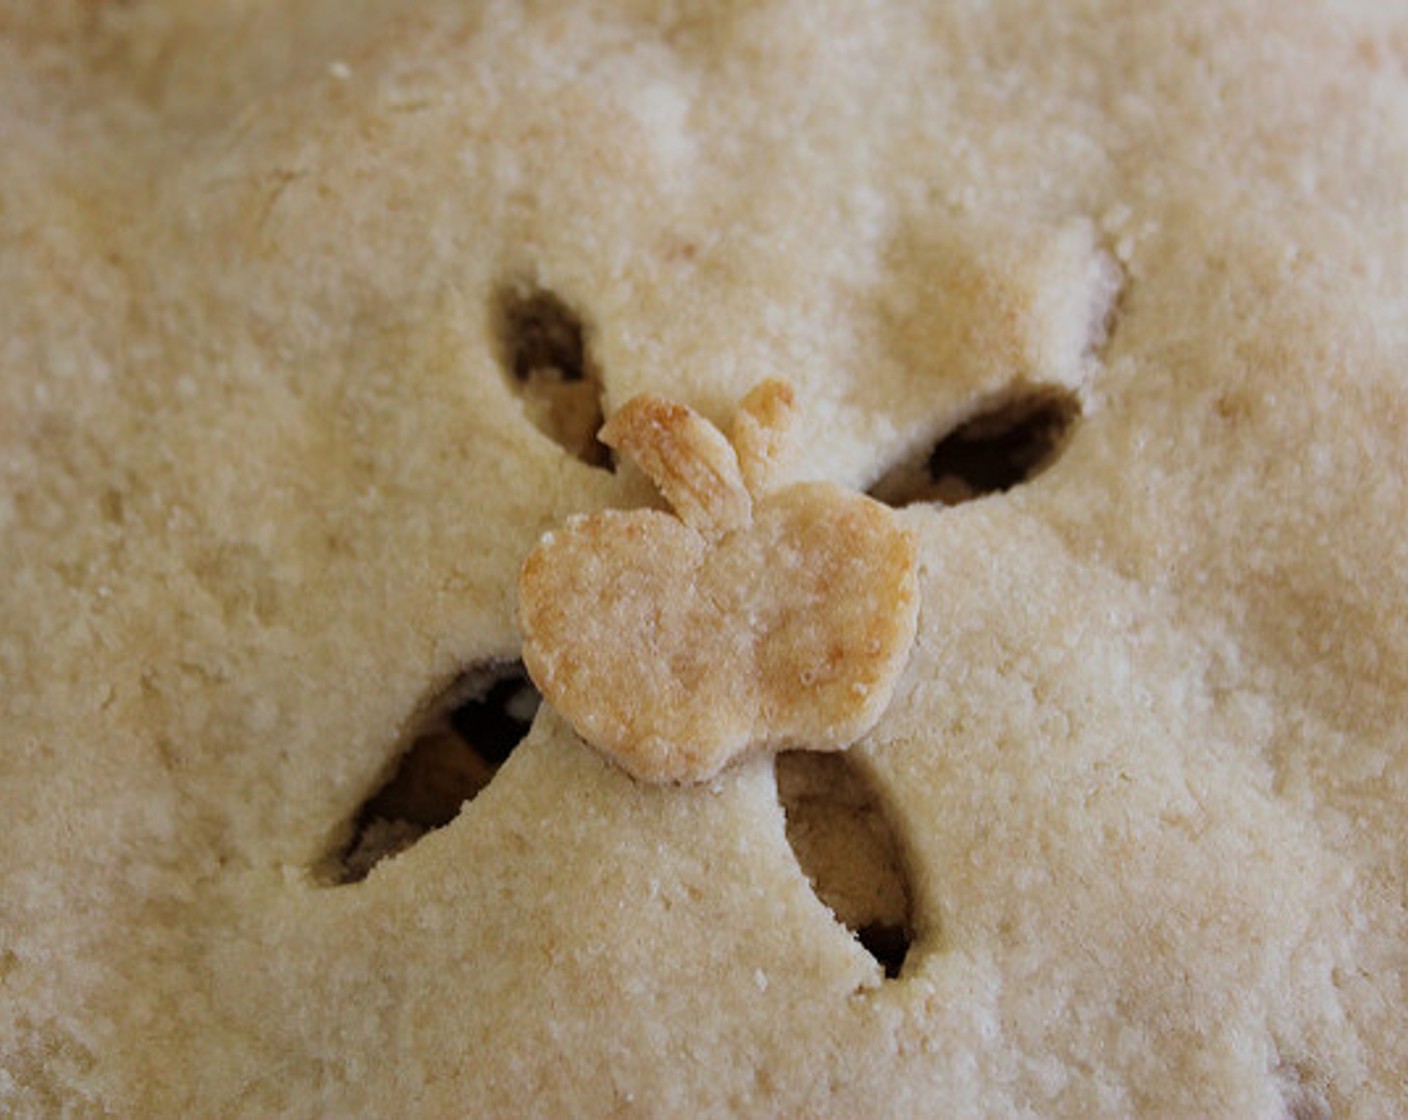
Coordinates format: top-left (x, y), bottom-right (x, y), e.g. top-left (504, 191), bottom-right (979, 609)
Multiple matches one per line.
top-left (2, 2), bottom-right (1405, 1116)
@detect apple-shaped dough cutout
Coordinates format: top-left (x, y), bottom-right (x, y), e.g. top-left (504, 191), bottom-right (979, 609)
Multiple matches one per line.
top-left (518, 381), bottom-right (920, 783)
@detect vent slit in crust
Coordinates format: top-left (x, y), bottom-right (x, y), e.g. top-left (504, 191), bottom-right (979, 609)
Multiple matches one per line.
top-left (495, 283), bottom-right (610, 469)
top-left (868, 385), bottom-right (1081, 507)
top-left (329, 663), bottom-right (540, 884)
top-left (776, 751), bottom-right (915, 980)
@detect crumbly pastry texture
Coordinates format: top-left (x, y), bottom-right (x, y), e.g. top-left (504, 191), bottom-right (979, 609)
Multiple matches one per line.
top-left (3, 1), bottom-right (1407, 1116)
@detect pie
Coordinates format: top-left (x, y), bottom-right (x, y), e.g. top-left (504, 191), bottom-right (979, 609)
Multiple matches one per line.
top-left (3, 2), bottom-right (1405, 1116)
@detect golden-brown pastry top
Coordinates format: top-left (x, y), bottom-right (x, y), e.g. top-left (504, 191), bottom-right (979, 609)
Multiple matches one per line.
top-left (2, 2), bottom-right (1406, 1117)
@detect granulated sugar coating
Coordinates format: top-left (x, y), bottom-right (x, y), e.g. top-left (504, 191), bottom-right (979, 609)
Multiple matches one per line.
top-left (2, 2), bottom-right (1406, 1116)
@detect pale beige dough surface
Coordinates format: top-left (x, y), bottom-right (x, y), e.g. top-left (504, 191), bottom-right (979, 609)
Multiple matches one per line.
top-left (2, 1), bottom-right (1407, 1116)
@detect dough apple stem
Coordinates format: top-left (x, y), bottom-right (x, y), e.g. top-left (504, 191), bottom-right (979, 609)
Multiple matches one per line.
top-left (599, 378), bottom-right (799, 539)
top-left (730, 379), bottom-right (799, 497)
